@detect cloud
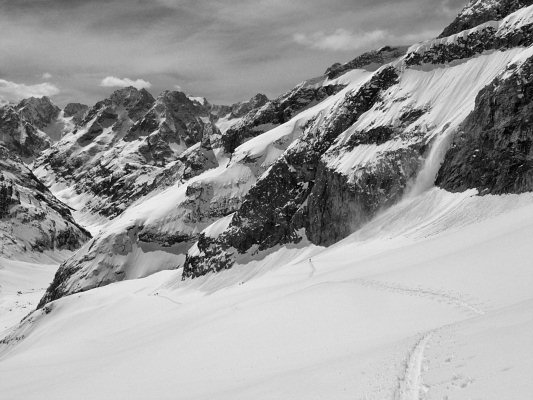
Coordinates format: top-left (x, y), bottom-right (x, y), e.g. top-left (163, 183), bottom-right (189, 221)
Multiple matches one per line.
top-left (100, 76), bottom-right (152, 89)
top-left (293, 29), bottom-right (388, 51)
top-left (42, 72), bottom-right (53, 80)
top-left (0, 0), bottom-right (466, 105)
top-left (174, 84), bottom-right (182, 91)
top-left (0, 79), bottom-right (60, 102)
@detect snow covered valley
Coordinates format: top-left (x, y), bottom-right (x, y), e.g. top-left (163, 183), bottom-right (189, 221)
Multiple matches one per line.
top-left (2, 1), bottom-right (533, 398)
top-left (1, 188), bottom-right (532, 399)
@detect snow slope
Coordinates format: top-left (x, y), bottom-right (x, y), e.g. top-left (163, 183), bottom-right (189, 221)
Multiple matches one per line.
top-left (1, 188), bottom-right (532, 399)
top-left (0, 253), bottom-right (67, 337)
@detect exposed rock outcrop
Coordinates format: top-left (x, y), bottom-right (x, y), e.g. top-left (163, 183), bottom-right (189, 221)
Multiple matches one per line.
top-left (0, 146), bottom-right (90, 258)
top-left (227, 93), bottom-right (269, 119)
top-left (440, 0), bottom-right (533, 38)
top-left (325, 46), bottom-right (409, 79)
top-left (64, 102), bottom-right (89, 124)
top-left (219, 84), bottom-right (342, 153)
top-left (16, 97), bottom-right (61, 130)
top-left (437, 53), bottom-right (533, 194)
top-left (407, 13), bottom-right (533, 67)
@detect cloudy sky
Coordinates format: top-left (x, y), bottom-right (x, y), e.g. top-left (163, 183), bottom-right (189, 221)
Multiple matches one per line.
top-left (0, 0), bottom-right (467, 106)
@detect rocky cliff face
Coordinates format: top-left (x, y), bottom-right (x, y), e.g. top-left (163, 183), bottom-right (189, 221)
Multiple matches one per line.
top-left (0, 146), bottom-right (90, 259)
top-left (226, 93), bottom-right (270, 119)
top-left (63, 103), bottom-right (89, 124)
top-left (437, 52), bottom-right (533, 193)
top-left (16, 97), bottom-right (61, 130)
top-left (0, 106), bottom-right (49, 159)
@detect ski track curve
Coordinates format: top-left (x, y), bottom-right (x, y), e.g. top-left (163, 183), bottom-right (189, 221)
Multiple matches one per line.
top-left (352, 278), bottom-right (486, 399)
top-left (354, 279), bottom-right (486, 316)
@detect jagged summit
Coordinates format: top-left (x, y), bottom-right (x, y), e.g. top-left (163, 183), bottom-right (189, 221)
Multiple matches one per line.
top-left (34, 85), bottom-right (220, 219)
top-left (0, 103), bottom-right (51, 159)
top-left (226, 93), bottom-right (269, 119)
top-left (16, 96), bottom-right (61, 129)
top-left (82, 86), bottom-right (155, 127)
top-left (440, 0), bottom-right (533, 37)
top-left (63, 102), bottom-right (89, 124)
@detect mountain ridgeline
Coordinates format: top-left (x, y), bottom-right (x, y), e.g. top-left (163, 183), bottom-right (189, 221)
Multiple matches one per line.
top-left (0, 1), bottom-right (531, 307)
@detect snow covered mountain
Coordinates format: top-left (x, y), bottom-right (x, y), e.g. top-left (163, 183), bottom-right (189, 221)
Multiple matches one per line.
top-left (31, 2), bottom-right (533, 305)
top-left (1, 1), bottom-right (533, 398)
top-left (33, 44), bottom-right (409, 304)
top-left (0, 146), bottom-right (90, 260)
top-left (33, 87), bottom-right (223, 222)
top-left (0, 97), bottom-right (90, 261)
top-left (0, 96), bottom-right (88, 159)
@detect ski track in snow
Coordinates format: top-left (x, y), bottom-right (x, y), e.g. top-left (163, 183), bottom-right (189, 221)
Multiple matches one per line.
top-left (353, 278), bottom-right (486, 399)
top-left (152, 293), bottom-right (182, 306)
top-left (395, 332), bottom-right (434, 400)
top-left (354, 279), bottom-right (486, 316)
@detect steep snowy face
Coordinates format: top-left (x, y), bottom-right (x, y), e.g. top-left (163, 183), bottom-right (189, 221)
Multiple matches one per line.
top-left (34, 87), bottom-right (221, 220)
top-left (0, 146), bottom-right (90, 260)
top-left (440, 0), bottom-right (533, 37)
top-left (182, 4), bottom-right (533, 278)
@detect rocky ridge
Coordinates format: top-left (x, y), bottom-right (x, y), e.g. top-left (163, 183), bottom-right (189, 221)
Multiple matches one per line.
top-left (0, 97), bottom-right (58, 159)
top-left (437, 50), bottom-right (533, 193)
top-left (325, 46), bottom-right (409, 79)
top-left (0, 96), bottom-right (85, 159)
top-left (34, 87), bottom-right (220, 219)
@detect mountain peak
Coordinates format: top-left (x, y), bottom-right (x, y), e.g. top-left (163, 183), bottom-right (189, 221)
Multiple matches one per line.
top-left (439, 0), bottom-right (533, 37)
top-left (15, 96), bottom-right (60, 129)
top-left (108, 86), bottom-right (155, 106)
